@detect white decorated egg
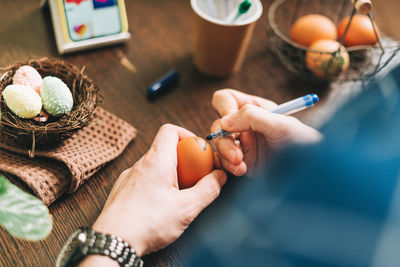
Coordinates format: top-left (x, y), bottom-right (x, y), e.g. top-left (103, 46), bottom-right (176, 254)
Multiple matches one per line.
top-left (41, 76), bottom-right (73, 117)
top-left (2, 84), bottom-right (42, 119)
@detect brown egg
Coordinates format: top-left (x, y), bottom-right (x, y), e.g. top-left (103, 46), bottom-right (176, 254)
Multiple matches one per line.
top-left (177, 136), bottom-right (214, 189)
top-left (337, 14), bottom-right (379, 47)
top-left (290, 14), bottom-right (337, 47)
top-left (306, 39), bottom-right (349, 79)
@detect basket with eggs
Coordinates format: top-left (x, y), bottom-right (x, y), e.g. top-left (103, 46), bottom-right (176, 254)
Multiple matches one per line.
top-left (0, 58), bottom-right (100, 153)
top-left (267, 0), bottom-right (400, 82)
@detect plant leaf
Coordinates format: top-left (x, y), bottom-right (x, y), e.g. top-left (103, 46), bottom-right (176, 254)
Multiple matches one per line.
top-left (0, 175), bottom-right (52, 241)
top-left (0, 175), bottom-right (7, 195)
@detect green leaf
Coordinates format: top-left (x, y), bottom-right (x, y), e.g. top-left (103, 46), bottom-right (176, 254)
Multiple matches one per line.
top-left (0, 175), bottom-right (7, 195)
top-left (0, 175), bottom-right (52, 241)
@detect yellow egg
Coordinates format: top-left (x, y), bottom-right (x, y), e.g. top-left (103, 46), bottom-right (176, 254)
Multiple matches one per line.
top-left (306, 39), bottom-right (349, 79)
top-left (2, 84), bottom-right (42, 119)
top-left (290, 14), bottom-right (337, 47)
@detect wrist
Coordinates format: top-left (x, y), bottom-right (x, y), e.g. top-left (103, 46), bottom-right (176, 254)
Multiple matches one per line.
top-left (92, 214), bottom-right (148, 257)
top-left (78, 255), bottom-right (119, 267)
top-left (57, 227), bottom-right (144, 267)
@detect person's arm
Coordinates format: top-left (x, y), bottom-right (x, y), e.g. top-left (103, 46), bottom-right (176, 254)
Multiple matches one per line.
top-left (211, 89), bottom-right (322, 176)
top-left (79, 255), bottom-right (118, 267)
top-left (78, 124), bottom-right (227, 266)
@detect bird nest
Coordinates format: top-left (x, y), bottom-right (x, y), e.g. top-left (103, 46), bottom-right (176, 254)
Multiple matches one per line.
top-left (267, 0), bottom-right (400, 83)
top-left (0, 58), bottom-right (101, 154)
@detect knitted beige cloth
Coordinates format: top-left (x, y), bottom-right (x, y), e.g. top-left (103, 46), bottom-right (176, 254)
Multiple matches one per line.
top-left (0, 107), bottom-right (137, 206)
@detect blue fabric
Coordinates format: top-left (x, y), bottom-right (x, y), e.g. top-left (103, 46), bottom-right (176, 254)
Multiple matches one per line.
top-left (189, 65), bottom-right (400, 267)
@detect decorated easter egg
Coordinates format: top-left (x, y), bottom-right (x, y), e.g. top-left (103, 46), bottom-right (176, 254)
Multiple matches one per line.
top-left (41, 76), bottom-right (73, 116)
top-left (177, 136), bottom-right (214, 189)
top-left (2, 84), bottom-right (42, 119)
top-left (306, 39), bottom-right (349, 79)
top-left (13, 65), bottom-right (42, 95)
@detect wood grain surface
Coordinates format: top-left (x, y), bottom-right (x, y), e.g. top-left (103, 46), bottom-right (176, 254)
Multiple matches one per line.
top-left (0, 0), bottom-right (399, 266)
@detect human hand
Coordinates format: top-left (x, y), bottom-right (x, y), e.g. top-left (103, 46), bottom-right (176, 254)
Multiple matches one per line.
top-left (83, 124), bottom-right (227, 263)
top-left (211, 89), bottom-right (322, 176)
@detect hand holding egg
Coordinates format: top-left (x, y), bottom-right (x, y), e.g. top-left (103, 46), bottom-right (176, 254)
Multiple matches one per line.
top-left (92, 124), bottom-right (226, 256)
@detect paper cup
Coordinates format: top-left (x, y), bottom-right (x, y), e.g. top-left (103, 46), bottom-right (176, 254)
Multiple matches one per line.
top-left (191, 0), bottom-right (263, 76)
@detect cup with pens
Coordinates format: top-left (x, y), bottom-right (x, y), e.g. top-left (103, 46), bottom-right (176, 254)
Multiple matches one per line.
top-left (191, 0), bottom-right (263, 77)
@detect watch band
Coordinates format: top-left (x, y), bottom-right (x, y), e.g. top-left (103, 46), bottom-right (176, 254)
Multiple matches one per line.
top-left (56, 227), bottom-right (143, 267)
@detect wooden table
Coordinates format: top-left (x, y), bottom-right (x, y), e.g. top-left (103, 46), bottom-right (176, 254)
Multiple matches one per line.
top-left (0, 0), bottom-right (398, 266)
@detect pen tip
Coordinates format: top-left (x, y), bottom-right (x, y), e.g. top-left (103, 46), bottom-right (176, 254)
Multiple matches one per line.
top-left (205, 135), bottom-right (213, 141)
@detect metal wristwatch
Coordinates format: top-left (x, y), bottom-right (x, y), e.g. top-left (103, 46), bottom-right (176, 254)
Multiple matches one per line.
top-left (56, 227), bottom-right (143, 267)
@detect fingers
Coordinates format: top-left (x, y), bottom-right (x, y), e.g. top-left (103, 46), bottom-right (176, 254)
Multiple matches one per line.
top-left (149, 124), bottom-right (195, 159)
top-left (219, 156), bottom-right (247, 176)
top-left (182, 169), bottom-right (227, 216)
top-left (213, 151), bottom-right (222, 169)
top-left (212, 89), bottom-right (240, 116)
top-left (238, 131), bottom-right (257, 174)
top-left (145, 124), bottom-right (196, 187)
top-left (212, 89), bottom-right (278, 116)
top-left (220, 104), bottom-right (291, 138)
top-left (210, 119), bottom-right (243, 165)
top-left (210, 119), bottom-right (247, 176)
top-left (221, 105), bottom-right (323, 146)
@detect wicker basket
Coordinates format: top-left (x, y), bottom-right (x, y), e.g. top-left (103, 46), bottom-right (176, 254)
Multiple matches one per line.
top-left (0, 58), bottom-right (101, 153)
top-left (267, 0), bottom-right (400, 83)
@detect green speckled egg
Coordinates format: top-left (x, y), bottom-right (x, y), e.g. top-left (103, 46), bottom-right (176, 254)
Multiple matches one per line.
top-left (41, 76), bottom-right (73, 117)
top-left (2, 84), bottom-right (42, 119)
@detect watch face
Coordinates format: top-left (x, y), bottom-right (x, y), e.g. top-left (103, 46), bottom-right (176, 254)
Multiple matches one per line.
top-left (56, 229), bottom-right (87, 267)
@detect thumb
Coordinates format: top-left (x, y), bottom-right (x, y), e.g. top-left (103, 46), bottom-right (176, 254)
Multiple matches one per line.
top-left (182, 169), bottom-right (227, 217)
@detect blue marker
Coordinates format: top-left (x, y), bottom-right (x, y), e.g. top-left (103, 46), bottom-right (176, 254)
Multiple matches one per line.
top-left (206, 94), bottom-right (319, 140)
top-left (147, 70), bottom-right (180, 98)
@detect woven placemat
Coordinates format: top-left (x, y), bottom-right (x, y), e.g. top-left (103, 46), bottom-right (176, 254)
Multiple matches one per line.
top-left (0, 107), bottom-right (137, 206)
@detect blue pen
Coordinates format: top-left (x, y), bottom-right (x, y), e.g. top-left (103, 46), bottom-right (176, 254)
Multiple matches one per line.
top-left (206, 94), bottom-right (319, 140)
top-left (147, 70), bottom-right (180, 98)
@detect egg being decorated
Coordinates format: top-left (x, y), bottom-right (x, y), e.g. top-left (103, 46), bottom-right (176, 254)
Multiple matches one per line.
top-left (337, 14), bottom-right (379, 47)
top-left (306, 39), bottom-right (349, 79)
top-left (13, 65), bottom-right (42, 95)
top-left (177, 136), bottom-right (214, 189)
top-left (41, 76), bottom-right (73, 117)
top-left (2, 84), bottom-right (42, 119)
top-left (290, 14), bottom-right (337, 47)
